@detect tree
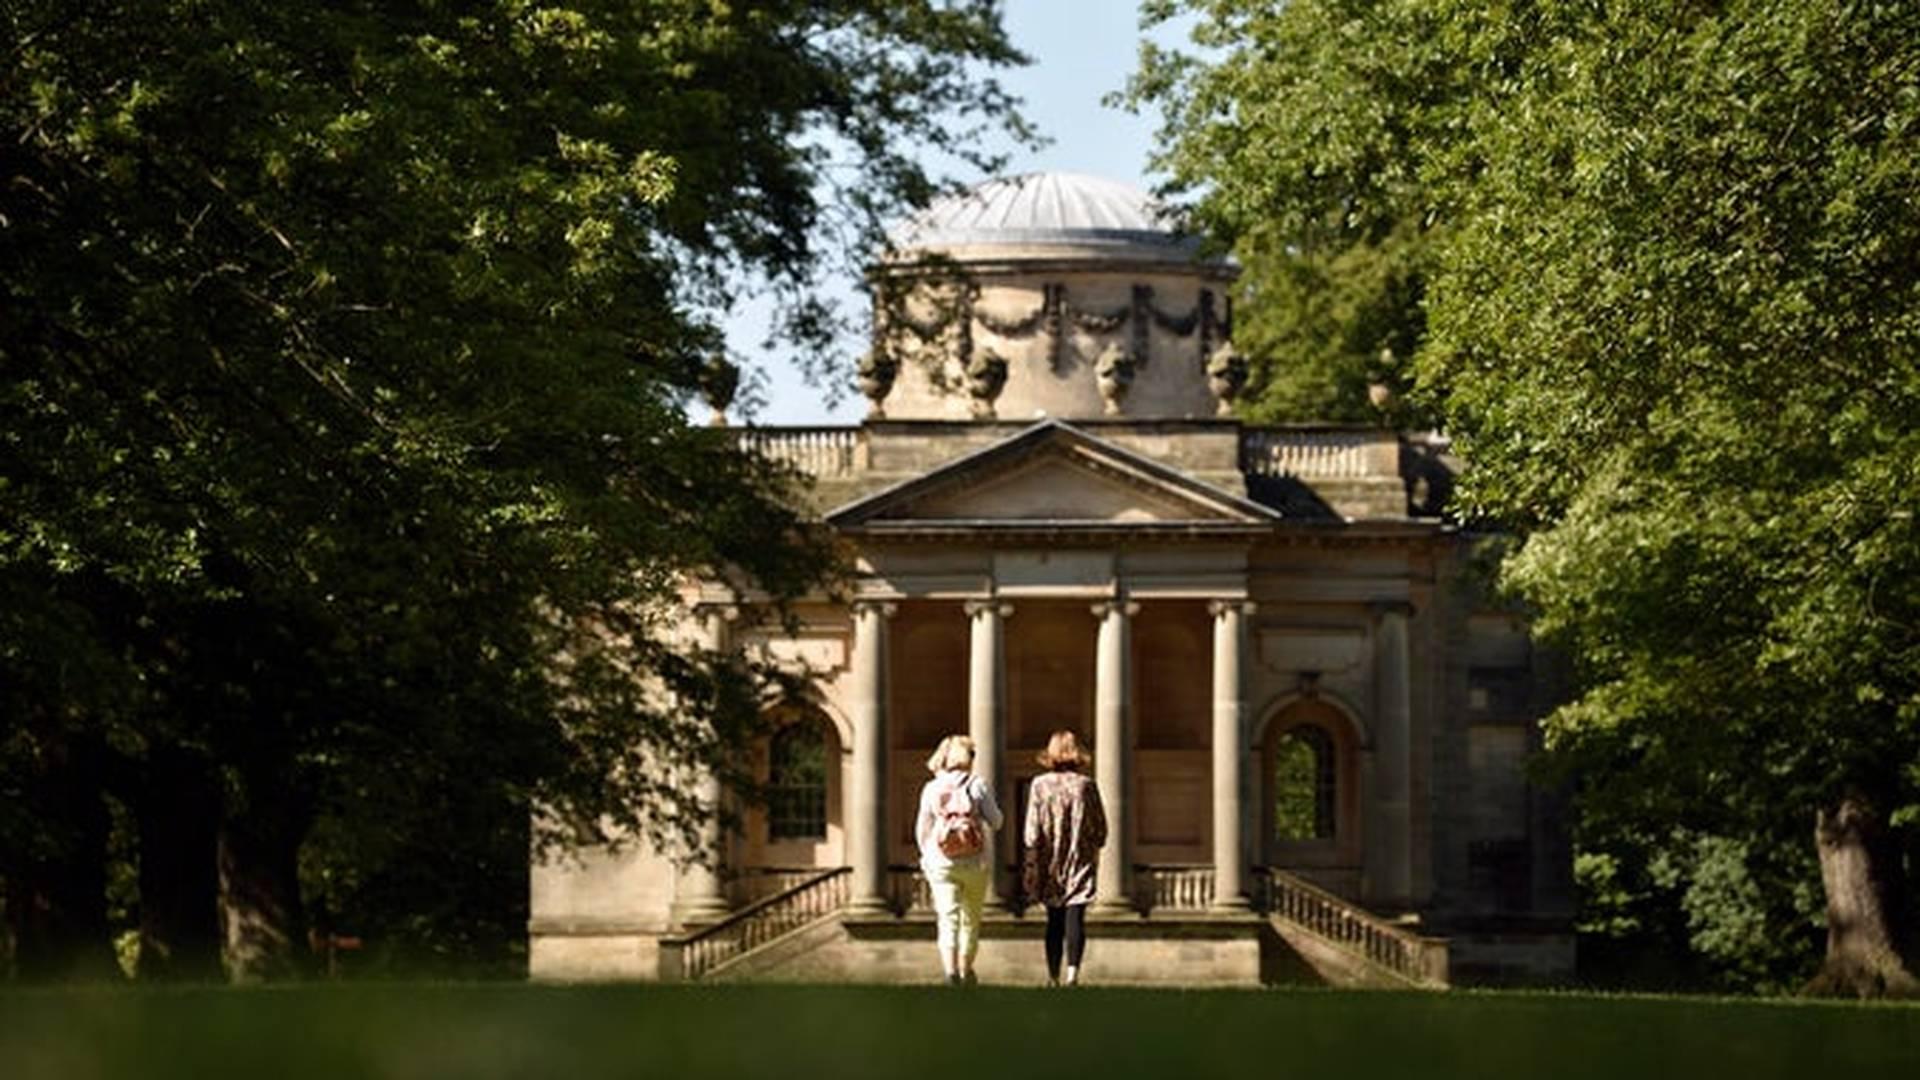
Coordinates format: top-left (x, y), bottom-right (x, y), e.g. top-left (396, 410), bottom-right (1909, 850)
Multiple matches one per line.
top-left (1125, 0), bottom-right (1495, 425)
top-left (1139, 0), bottom-right (1920, 995)
top-left (2, 0), bottom-right (1027, 980)
top-left (1424, 0), bottom-right (1920, 997)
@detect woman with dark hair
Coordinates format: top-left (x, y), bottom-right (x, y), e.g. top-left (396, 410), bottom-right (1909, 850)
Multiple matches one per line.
top-left (1022, 730), bottom-right (1106, 986)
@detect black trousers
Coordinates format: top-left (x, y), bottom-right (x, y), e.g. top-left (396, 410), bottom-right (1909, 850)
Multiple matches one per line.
top-left (1043, 904), bottom-right (1087, 978)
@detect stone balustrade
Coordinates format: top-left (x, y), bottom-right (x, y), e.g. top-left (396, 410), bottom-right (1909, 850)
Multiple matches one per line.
top-left (1263, 866), bottom-right (1449, 988)
top-left (885, 865), bottom-right (934, 915)
top-left (735, 427), bottom-right (859, 477)
top-left (1135, 864), bottom-right (1215, 913)
top-left (659, 867), bottom-right (850, 981)
top-left (1240, 428), bottom-right (1398, 479)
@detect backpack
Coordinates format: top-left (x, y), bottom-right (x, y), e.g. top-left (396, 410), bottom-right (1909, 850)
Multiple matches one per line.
top-left (932, 774), bottom-right (984, 858)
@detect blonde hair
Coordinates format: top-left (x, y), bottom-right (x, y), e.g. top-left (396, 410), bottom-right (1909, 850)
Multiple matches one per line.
top-left (926, 734), bottom-right (976, 774)
top-left (1036, 730), bottom-right (1089, 771)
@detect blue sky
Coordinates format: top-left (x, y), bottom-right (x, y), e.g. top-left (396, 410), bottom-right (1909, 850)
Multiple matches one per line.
top-left (728, 1), bottom-right (1197, 426)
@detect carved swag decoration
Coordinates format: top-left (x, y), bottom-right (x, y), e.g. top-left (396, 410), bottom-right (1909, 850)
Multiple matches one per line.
top-left (864, 279), bottom-right (1236, 415)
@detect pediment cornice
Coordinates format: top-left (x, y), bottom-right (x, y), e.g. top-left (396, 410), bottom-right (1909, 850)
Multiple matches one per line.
top-left (825, 419), bottom-right (1283, 533)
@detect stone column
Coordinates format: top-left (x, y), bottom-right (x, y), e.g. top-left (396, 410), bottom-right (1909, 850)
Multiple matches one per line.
top-left (1370, 601), bottom-right (1414, 908)
top-left (846, 599), bottom-right (896, 915)
top-left (1209, 599), bottom-right (1255, 911)
top-left (672, 604), bottom-right (736, 926)
top-left (1090, 598), bottom-right (1139, 915)
top-left (966, 599), bottom-right (1013, 912)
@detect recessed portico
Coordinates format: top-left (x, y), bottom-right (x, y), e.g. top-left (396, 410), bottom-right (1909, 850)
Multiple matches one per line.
top-left (818, 419), bottom-right (1282, 918)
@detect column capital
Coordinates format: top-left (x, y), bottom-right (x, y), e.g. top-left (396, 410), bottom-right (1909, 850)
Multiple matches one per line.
top-left (850, 598), bottom-right (899, 619)
top-left (1207, 598), bottom-right (1257, 619)
top-left (692, 601), bottom-right (741, 622)
top-left (963, 598), bottom-right (1014, 619)
top-left (1089, 599), bottom-right (1141, 620)
top-left (1368, 599), bottom-right (1415, 619)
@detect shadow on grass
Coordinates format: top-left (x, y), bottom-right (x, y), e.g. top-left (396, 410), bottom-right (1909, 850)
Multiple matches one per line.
top-left (0, 982), bottom-right (1915, 1080)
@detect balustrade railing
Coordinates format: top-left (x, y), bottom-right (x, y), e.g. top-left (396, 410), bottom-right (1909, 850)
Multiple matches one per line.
top-left (735, 427), bottom-right (859, 477)
top-left (660, 867), bottom-right (850, 981)
top-left (1135, 864), bottom-right (1215, 912)
top-left (885, 865), bottom-right (934, 915)
top-left (1241, 429), bottom-right (1389, 479)
top-left (1262, 867), bottom-right (1449, 988)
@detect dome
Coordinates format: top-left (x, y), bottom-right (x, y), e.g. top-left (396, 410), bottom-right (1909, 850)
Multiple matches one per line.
top-left (866, 170), bottom-right (1240, 423)
top-left (888, 172), bottom-right (1206, 261)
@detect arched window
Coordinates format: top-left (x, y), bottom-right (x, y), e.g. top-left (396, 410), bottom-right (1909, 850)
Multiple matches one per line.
top-left (768, 722), bottom-right (828, 841)
top-left (1273, 725), bottom-right (1336, 842)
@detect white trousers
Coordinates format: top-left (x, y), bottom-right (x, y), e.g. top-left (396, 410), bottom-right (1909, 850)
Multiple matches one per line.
top-left (924, 861), bottom-right (988, 962)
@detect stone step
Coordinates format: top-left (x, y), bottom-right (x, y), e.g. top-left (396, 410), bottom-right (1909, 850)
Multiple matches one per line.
top-left (696, 909), bottom-right (1307, 987)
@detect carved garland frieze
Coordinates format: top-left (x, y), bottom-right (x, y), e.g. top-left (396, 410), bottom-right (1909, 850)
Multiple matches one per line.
top-left (864, 277), bottom-right (1238, 413)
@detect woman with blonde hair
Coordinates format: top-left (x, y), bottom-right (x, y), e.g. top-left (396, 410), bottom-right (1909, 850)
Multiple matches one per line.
top-left (915, 733), bottom-right (1003, 985)
top-left (1022, 729), bottom-right (1106, 986)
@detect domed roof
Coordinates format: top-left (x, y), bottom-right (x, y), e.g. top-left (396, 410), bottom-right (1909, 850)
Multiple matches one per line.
top-left (889, 172), bottom-right (1205, 260)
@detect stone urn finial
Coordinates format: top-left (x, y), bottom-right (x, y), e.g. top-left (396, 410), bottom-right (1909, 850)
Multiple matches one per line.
top-left (1205, 341), bottom-right (1248, 416)
top-left (965, 348), bottom-right (1009, 419)
top-left (857, 348), bottom-right (898, 418)
top-left (700, 355), bottom-right (740, 427)
top-left (1095, 342), bottom-right (1137, 416)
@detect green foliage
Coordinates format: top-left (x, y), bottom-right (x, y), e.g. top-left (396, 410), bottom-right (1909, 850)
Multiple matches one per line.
top-left (1656, 834), bottom-right (1816, 991)
top-left (1576, 828), bottom-right (1825, 993)
top-left (1140, 0), bottom-right (1920, 990)
top-left (1127, 0), bottom-right (1505, 424)
top-left (1, 0), bottom-right (1028, 970)
top-left (1271, 734), bottom-right (1316, 842)
top-left (1572, 851), bottom-right (1642, 940)
top-left (1271, 728), bottom-right (1332, 842)
top-left (1423, 0), bottom-right (1920, 984)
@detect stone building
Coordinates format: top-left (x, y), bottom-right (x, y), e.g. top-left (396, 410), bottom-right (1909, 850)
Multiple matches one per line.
top-left (529, 173), bottom-right (1573, 987)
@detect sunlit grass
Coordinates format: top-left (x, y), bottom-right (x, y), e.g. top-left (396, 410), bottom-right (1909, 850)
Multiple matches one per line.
top-left (2, 982), bottom-right (1915, 1079)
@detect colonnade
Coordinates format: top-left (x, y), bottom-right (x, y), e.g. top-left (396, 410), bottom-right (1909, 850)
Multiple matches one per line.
top-left (845, 594), bottom-right (1257, 916)
top-left (675, 591), bottom-right (1418, 921)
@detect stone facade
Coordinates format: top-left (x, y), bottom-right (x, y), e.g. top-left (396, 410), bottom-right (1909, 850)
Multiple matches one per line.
top-left (528, 174), bottom-right (1573, 986)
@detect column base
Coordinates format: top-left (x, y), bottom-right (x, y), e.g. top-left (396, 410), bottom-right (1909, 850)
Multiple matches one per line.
top-left (1088, 898), bottom-right (1140, 919)
top-left (1208, 896), bottom-right (1253, 913)
top-left (845, 896), bottom-right (894, 918)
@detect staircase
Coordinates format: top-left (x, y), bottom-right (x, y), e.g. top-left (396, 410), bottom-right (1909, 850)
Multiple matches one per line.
top-left (1261, 868), bottom-right (1450, 989)
top-left (658, 867), bottom-right (850, 982)
top-left (655, 864), bottom-right (1447, 988)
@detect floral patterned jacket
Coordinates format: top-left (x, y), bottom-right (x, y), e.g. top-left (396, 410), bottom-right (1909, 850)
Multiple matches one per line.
top-left (1022, 770), bottom-right (1106, 907)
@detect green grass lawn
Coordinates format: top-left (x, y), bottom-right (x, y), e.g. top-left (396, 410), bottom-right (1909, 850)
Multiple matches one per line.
top-left (2, 983), bottom-right (1915, 1079)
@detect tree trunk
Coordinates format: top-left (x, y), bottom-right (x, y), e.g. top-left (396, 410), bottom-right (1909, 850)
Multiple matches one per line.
top-left (2, 747), bottom-right (119, 981)
top-left (216, 806), bottom-right (309, 983)
top-left (1803, 792), bottom-right (1918, 998)
top-left (136, 751), bottom-right (223, 981)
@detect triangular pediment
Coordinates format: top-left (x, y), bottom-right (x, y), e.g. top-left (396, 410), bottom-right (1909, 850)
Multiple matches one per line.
top-left (827, 420), bottom-right (1282, 531)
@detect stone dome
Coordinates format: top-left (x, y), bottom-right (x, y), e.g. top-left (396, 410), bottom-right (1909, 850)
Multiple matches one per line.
top-left (865, 172), bottom-right (1241, 423)
top-left (888, 172), bottom-right (1209, 264)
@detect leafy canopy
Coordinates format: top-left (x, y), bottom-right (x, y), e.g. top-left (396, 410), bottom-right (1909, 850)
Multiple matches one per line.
top-left (1137, 0), bottom-right (1920, 989)
top-left (0, 0), bottom-right (1031, 941)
